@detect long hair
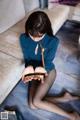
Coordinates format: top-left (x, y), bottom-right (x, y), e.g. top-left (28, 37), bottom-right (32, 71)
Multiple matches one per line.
top-left (25, 11), bottom-right (53, 37)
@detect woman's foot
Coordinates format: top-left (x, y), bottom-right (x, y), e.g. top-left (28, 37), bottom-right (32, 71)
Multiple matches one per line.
top-left (69, 112), bottom-right (80, 120)
top-left (60, 92), bottom-right (79, 102)
top-left (52, 92), bottom-right (80, 103)
top-left (28, 102), bottom-right (37, 109)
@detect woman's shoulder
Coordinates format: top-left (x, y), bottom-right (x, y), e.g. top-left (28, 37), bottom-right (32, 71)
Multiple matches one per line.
top-left (19, 33), bottom-right (27, 40)
top-left (52, 36), bottom-right (59, 43)
top-left (48, 35), bottom-right (59, 45)
top-left (19, 33), bottom-right (29, 47)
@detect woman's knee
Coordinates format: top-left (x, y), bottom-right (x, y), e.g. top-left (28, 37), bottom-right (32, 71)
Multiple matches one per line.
top-left (33, 98), bottom-right (41, 108)
top-left (50, 69), bottom-right (56, 81)
top-left (50, 69), bottom-right (56, 78)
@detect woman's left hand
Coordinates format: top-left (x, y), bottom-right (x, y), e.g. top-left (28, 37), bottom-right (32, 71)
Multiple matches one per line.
top-left (35, 67), bottom-right (48, 83)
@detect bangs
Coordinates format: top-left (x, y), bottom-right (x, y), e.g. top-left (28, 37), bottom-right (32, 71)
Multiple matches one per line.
top-left (28, 27), bottom-right (46, 37)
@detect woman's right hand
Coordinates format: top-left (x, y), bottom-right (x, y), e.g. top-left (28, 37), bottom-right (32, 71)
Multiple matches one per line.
top-left (22, 66), bottom-right (34, 83)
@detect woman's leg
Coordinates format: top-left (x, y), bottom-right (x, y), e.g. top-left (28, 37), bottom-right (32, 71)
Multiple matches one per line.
top-left (45, 92), bottom-right (79, 103)
top-left (28, 80), bottom-right (40, 109)
top-left (32, 69), bottom-right (79, 120)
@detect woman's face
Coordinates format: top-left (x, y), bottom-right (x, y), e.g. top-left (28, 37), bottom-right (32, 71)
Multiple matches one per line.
top-left (29, 33), bottom-right (45, 42)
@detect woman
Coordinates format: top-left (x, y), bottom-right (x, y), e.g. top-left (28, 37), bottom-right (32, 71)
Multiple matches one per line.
top-left (20, 11), bottom-right (79, 120)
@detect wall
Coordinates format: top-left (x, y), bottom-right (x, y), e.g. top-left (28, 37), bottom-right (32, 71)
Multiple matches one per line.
top-left (23, 0), bottom-right (39, 12)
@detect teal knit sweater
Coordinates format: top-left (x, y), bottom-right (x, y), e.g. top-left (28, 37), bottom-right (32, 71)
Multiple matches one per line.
top-left (20, 33), bottom-right (59, 72)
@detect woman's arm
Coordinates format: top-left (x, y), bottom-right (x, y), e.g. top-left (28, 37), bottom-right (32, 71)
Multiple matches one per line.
top-left (44, 37), bottom-right (59, 72)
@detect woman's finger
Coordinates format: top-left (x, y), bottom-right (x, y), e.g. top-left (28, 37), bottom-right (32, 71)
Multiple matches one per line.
top-left (36, 75), bottom-right (44, 83)
top-left (33, 76), bottom-right (38, 80)
top-left (41, 79), bottom-right (44, 84)
top-left (24, 77), bottom-right (32, 83)
top-left (45, 73), bottom-right (48, 77)
top-left (24, 80), bottom-right (30, 83)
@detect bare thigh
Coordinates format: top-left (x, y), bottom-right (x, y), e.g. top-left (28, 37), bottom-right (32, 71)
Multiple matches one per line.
top-left (33, 69), bottom-right (56, 101)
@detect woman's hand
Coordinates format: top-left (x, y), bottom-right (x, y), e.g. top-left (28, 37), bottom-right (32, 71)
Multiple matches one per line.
top-left (35, 67), bottom-right (47, 83)
top-left (22, 66), bottom-right (34, 83)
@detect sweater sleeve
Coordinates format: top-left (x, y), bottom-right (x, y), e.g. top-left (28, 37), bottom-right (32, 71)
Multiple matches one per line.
top-left (44, 37), bottom-right (59, 72)
top-left (19, 34), bottom-right (30, 66)
top-left (19, 34), bottom-right (28, 59)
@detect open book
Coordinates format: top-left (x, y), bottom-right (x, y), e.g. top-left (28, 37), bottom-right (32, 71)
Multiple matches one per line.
top-left (24, 72), bottom-right (45, 77)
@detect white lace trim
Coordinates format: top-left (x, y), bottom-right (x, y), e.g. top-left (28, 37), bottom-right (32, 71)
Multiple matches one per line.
top-left (35, 44), bottom-right (39, 55)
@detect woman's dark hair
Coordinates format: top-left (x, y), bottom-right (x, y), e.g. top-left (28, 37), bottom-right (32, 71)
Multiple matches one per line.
top-left (25, 11), bottom-right (53, 37)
